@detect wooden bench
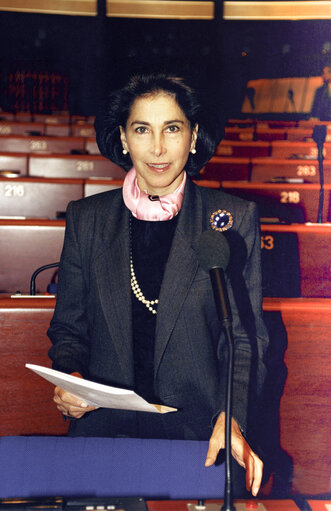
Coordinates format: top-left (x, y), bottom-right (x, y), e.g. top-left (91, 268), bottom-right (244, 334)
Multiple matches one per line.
top-left (28, 153), bottom-right (126, 179)
top-left (0, 219), bottom-right (65, 294)
top-left (0, 177), bottom-right (83, 218)
top-left (85, 137), bottom-right (100, 154)
top-left (84, 178), bottom-right (123, 197)
top-left (216, 140), bottom-right (270, 158)
top-left (44, 123), bottom-right (70, 137)
top-left (202, 156), bottom-right (250, 181)
top-left (271, 140), bottom-right (331, 159)
top-left (0, 121), bottom-right (45, 136)
top-left (71, 123), bottom-right (96, 138)
top-left (260, 223), bottom-right (331, 297)
top-left (224, 127), bottom-right (287, 142)
top-left (221, 181), bottom-right (331, 223)
top-left (0, 135), bottom-right (86, 154)
top-left (251, 157), bottom-right (331, 184)
top-left (0, 152), bottom-right (28, 174)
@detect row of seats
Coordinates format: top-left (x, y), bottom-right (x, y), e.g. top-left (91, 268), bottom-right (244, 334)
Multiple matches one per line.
top-left (0, 134), bottom-right (99, 155)
top-left (224, 125), bottom-right (331, 142)
top-left (0, 152), bottom-right (124, 178)
top-left (1, 218), bottom-right (330, 298)
top-left (1, 175), bottom-right (330, 224)
top-left (0, 111), bottom-right (94, 124)
top-left (0, 120), bottom-right (95, 138)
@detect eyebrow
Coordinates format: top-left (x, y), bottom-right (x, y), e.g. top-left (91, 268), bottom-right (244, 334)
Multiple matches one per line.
top-left (130, 119), bottom-right (185, 127)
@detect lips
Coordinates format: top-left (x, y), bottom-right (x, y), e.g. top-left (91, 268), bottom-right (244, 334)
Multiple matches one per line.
top-left (147, 163), bottom-right (171, 172)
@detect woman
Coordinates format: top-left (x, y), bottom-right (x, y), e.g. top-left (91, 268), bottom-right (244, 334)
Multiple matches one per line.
top-left (48, 73), bottom-right (269, 496)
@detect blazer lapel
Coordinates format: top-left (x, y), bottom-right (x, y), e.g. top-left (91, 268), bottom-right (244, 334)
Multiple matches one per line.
top-left (93, 194), bottom-right (134, 386)
top-left (154, 180), bottom-right (203, 375)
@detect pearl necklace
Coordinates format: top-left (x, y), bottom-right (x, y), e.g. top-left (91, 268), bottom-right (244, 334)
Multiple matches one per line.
top-left (129, 216), bottom-right (159, 315)
top-left (130, 257), bottom-right (159, 314)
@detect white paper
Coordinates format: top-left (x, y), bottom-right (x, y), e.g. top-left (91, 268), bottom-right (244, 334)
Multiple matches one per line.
top-left (26, 363), bottom-right (177, 414)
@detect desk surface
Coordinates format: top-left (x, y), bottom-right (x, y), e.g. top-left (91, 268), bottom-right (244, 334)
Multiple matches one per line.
top-left (147, 500), bottom-right (300, 510)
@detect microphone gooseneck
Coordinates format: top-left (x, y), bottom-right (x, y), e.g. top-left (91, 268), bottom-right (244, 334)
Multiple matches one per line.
top-left (313, 125), bottom-right (327, 223)
top-left (197, 230), bottom-right (235, 511)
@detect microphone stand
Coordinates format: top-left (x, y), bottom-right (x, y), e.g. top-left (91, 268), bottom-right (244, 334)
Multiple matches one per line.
top-left (210, 270), bottom-right (235, 511)
top-left (312, 125), bottom-right (327, 223)
top-left (30, 262), bottom-right (59, 295)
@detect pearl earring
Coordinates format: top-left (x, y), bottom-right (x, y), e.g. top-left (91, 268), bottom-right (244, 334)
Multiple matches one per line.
top-left (122, 148), bottom-right (128, 155)
top-left (191, 148), bottom-right (196, 154)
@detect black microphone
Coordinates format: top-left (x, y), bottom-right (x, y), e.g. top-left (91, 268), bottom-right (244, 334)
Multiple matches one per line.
top-left (288, 88), bottom-right (296, 112)
top-left (197, 230), bottom-right (235, 511)
top-left (312, 125), bottom-right (327, 223)
top-left (197, 230), bottom-right (231, 324)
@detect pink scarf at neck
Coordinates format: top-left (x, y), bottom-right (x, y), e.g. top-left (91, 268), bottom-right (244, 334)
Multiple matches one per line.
top-left (122, 167), bottom-right (186, 221)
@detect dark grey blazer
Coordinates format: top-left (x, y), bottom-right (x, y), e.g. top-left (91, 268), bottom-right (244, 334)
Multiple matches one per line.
top-left (48, 179), bottom-right (269, 440)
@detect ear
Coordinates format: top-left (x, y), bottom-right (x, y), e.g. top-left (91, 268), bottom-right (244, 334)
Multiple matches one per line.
top-left (119, 126), bottom-right (128, 152)
top-left (190, 123), bottom-right (199, 151)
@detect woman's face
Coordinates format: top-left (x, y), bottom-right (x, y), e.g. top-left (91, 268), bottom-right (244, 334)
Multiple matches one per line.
top-left (120, 92), bottom-right (198, 196)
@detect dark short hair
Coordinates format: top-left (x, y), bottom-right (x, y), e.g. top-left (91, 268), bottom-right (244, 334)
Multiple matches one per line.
top-left (94, 73), bottom-right (218, 176)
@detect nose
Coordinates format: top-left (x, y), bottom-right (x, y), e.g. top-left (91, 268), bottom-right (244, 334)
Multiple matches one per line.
top-left (151, 133), bottom-right (166, 157)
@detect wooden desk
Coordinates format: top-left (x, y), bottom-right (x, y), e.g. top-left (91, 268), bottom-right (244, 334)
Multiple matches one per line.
top-left (260, 223), bottom-right (331, 297)
top-left (0, 121), bottom-right (45, 136)
top-left (307, 501), bottom-right (331, 511)
top-left (251, 158), bottom-right (331, 184)
top-left (271, 140), bottom-right (331, 160)
top-left (203, 157), bottom-right (250, 181)
top-left (0, 152), bottom-right (28, 174)
top-left (44, 123), bottom-right (70, 137)
top-left (28, 153), bottom-right (125, 179)
top-left (71, 123), bottom-right (96, 138)
top-left (85, 137), bottom-right (100, 155)
top-left (0, 219), bottom-right (65, 293)
top-left (221, 181), bottom-right (331, 223)
top-left (0, 177), bottom-right (83, 218)
top-left (216, 141), bottom-right (270, 158)
top-left (0, 295), bottom-right (68, 436)
top-left (0, 135), bottom-right (86, 154)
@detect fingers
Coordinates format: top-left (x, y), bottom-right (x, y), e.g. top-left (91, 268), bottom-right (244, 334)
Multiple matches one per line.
top-left (205, 413), bottom-right (225, 467)
top-left (245, 451), bottom-right (263, 497)
top-left (230, 427), bottom-right (264, 496)
top-left (205, 414), bottom-right (264, 496)
top-left (53, 386), bottom-right (98, 419)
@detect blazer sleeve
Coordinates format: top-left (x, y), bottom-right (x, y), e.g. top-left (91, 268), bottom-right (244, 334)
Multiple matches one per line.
top-left (223, 200), bottom-right (269, 434)
top-left (47, 200), bottom-right (90, 376)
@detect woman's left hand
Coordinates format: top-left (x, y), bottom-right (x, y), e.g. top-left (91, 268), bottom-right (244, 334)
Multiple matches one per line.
top-left (205, 412), bottom-right (263, 496)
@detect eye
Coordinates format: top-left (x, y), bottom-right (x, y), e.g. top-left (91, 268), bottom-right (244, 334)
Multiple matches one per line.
top-left (166, 125), bottom-right (180, 133)
top-left (135, 126), bottom-right (149, 134)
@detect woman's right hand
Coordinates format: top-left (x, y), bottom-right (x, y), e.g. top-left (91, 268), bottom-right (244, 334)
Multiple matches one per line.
top-left (53, 376), bottom-right (99, 419)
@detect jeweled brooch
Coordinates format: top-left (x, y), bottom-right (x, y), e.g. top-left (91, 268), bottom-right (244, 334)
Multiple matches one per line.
top-left (210, 209), bottom-right (233, 232)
